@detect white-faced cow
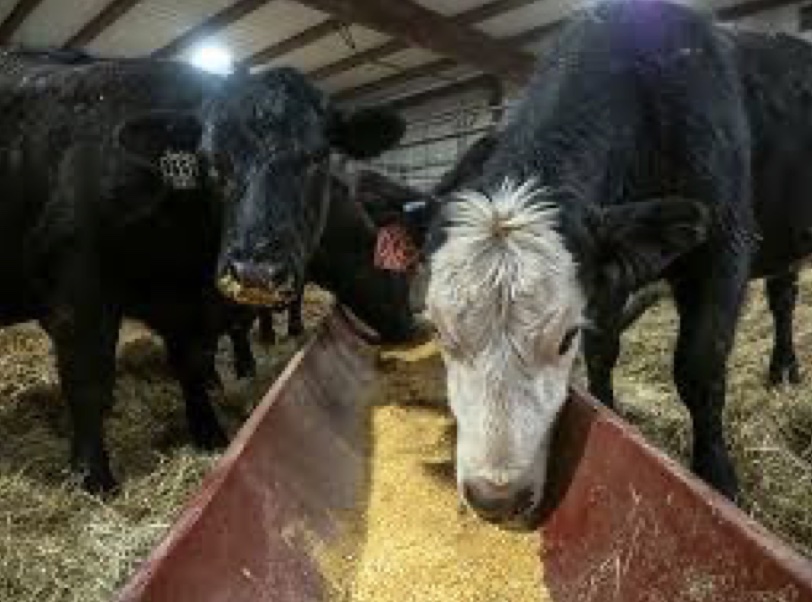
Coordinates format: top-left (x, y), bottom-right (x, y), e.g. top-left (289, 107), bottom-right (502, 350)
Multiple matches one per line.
top-left (424, 0), bottom-right (812, 529)
top-left (0, 49), bottom-right (403, 492)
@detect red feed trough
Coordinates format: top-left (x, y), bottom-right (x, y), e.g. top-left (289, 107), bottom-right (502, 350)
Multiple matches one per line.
top-left (116, 309), bottom-right (812, 602)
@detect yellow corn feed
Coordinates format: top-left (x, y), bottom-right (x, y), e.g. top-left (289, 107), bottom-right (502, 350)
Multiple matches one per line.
top-left (313, 354), bottom-right (551, 602)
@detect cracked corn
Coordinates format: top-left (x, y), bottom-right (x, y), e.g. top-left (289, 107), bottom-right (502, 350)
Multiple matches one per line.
top-left (314, 354), bottom-right (550, 602)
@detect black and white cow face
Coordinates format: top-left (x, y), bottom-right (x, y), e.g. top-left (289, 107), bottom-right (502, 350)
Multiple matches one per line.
top-left (425, 181), bottom-right (709, 530)
top-left (426, 180), bottom-right (586, 530)
top-left (116, 67), bottom-right (404, 307)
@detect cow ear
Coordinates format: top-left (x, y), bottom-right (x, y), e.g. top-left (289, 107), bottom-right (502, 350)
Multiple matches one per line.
top-left (328, 108), bottom-right (405, 159)
top-left (584, 197), bottom-right (710, 294)
top-left (116, 111), bottom-right (203, 164)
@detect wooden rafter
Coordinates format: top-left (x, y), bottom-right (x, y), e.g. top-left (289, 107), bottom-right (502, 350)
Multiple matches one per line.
top-left (241, 17), bottom-right (341, 68)
top-left (65, 0), bottom-right (145, 48)
top-left (291, 0), bottom-right (534, 83)
top-left (0, 0), bottom-right (47, 43)
top-left (310, 0), bottom-right (538, 81)
top-left (718, 0), bottom-right (802, 20)
top-left (338, 0), bottom-right (806, 105)
top-left (335, 57), bottom-right (458, 103)
top-left (153, 0), bottom-right (274, 58)
top-left (383, 74), bottom-right (499, 113)
top-left (335, 22), bottom-right (551, 103)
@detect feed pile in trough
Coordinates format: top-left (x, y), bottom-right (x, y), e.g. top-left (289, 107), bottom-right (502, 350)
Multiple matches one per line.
top-left (604, 275), bottom-right (812, 558)
top-left (0, 288), bottom-right (333, 602)
top-left (312, 354), bottom-right (550, 602)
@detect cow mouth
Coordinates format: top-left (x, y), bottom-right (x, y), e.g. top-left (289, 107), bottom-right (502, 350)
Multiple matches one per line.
top-left (217, 273), bottom-right (296, 307)
top-left (466, 490), bottom-right (543, 532)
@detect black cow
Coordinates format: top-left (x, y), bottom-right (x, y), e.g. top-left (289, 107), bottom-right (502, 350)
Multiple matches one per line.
top-left (422, 0), bottom-right (812, 526)
top-left (0, 49), bottom-right (402, 492)
top-left (220, 171), bottom-right (420, 376)
top-left (585, 26), bottom-right (812, 408)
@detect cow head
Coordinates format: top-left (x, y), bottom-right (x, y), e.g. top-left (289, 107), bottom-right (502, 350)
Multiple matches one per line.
top-left (424, 179), bottom-right (708, 529)
top-left (309, 177), bottom-right (417, 343)
top-left (115, 67), bottom-right (404, 307)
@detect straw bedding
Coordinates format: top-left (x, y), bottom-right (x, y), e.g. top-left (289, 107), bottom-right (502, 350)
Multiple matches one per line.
top-left (0, 288), bottom-right (332, 602)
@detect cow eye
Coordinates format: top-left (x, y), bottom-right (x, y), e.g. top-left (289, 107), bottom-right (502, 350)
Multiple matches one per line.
top-left (558, 327), bottom-right (580, 356)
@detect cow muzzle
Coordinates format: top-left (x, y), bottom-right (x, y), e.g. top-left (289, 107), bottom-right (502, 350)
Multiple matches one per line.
top-left (462, 476), bottom-right (542, 531)
top-left (218, 261), bottom-right (297, 306)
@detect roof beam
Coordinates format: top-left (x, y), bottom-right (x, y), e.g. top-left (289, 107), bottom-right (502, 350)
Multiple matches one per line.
top-left (338, 0), bottom-right (803, 105)
top-left (0, 0), bottom-right (47, 43)
top-left (153, 0), bottom-right (274, 59)
top-left (65, 0), bottom-right (145, 48)
top-left (291, 0), bottom-right (534, 83)
top-left (242, 17), bottom-right (341, 68)
top-left (383, 74), bottom-right (499, 113)
top-left (310, 0), bottom-right (538, 81)
top-left (335, 57), bottom-right (458, 103)
top-left (335, 23), bottom-right (551, 103)
top-left (717, 0), bottom-right (802, 20)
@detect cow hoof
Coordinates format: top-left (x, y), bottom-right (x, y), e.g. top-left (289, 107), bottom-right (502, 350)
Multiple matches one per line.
top-left (76, 464), bottom-right (119, 495)
top-left (692, 455), bottom-right (740, 505)
top-left (767, 364), bottom-right (802, 387)
top-left (190, 420), bottom-right (229, 451)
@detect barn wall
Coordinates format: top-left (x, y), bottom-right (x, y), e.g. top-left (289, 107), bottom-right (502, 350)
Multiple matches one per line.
top-left (365, 87), bottom-right (498, 191)
top-left (362, 2), bottom-right (812, 193)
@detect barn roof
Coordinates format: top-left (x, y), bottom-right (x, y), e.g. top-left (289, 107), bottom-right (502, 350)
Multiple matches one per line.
top-left (0, 0), bottom-right (803, 110)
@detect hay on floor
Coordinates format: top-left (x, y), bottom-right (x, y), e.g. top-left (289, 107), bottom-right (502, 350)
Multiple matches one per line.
top-left (611, 275), bottom-right (812, 558)
top-left (0, 287), bottom-right (332, 602)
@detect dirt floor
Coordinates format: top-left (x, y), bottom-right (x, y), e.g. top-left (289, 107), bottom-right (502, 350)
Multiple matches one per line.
top-left (0, 288), bottom-right (333, 602)
top-left (604, 274), bottom-right (812, 559)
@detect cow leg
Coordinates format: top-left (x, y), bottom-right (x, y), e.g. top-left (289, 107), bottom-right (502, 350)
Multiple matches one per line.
top-left (584, 328), bottom-right (621, 409)
top-left (257, 308), bottom-right (276, 345)
top-left (671, 257), bottom-right (748, 501)
top-left (766, 270), bottom-right (800, 386)
top-left (164, 334), bottom-right (228, 450)
top-left (228, 320), bottom-right (257, 379)
top-left (204, 365), bottom-right (225, 393)
top-left (41, 276), bottom-right (121, 494)
top-left (287, 287), bottom-right (305, 337)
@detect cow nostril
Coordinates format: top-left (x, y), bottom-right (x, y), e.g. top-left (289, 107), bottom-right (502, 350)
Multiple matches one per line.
top-left (463, 478), bottom-right (538, 520)
top-left (267, 265), bottom-right (292, 288)
top-left (463, 478), bottom-right (516, 517)
top-left (228, 260), bottom-right (247, 281)
top-left (514, 486), bottom-right (536, 515)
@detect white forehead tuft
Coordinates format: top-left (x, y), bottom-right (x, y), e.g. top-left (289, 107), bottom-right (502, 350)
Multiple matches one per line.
top-left (427, 178), bottom-right (583, 342)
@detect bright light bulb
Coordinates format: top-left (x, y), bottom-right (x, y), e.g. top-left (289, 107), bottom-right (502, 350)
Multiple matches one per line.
top-left (189, 44), bottom-right (233, 75)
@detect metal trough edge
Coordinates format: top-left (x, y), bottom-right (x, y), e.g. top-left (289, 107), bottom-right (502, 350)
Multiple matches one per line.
top-left (116, 308), bottom-right (378, 602)
top-left (541, 388), bottom-right (812, 601)
top-left (114, 307), bottom-right (812, 601)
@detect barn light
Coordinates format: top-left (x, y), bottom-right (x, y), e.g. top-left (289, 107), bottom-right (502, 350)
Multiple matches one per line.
top-left (189, 44), bottom-right (233, 75)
